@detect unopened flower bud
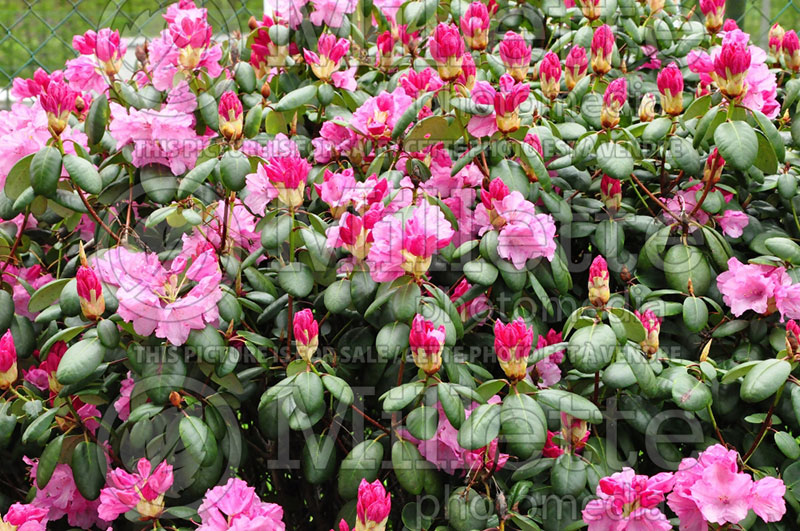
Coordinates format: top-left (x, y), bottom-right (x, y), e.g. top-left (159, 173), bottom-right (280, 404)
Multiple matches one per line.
top-left (409, 315), bottom-right (445, 375)
top-left (588, 255), bottom-right (610, 308)
top-left (494, 318), bottom-right (532, 381)
top-left (294, 309), bottom-right (319, 363)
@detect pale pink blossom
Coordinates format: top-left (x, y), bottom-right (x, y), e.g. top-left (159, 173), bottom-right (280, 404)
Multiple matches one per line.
top-left (351, 89), bottom-right (414, 144)
top-left (531, 328), bottom-right (564, 388)
top-left (311, 121), bottom-right (359, 163)
top-left (716, 257), bottom-right (791, 317)
top-left (310, 0), bottom-right (357, 27)
top-left (197, 477), bottom-right (286, 530)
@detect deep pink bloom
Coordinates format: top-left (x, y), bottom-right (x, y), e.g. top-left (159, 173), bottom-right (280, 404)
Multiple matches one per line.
top-left (658, 62), bottom-right (684, 115)
top-left (197, 477), bottom-right (286, 530)
top-left (583, 468), bottom-right (675, 530)
top-left (398, 67), bottom-right (444, 99)
top-left (98, 458), bottom-right (174, 521)
top-left (315, 168), bottom-right (357, 217)
top-left (39, 80), bottom-right (78, 136)
top-left (600, 174), bottom-right (622, 210)
top-left (499, 31), bottom-right (531, 81)
top-left (494, 318), bottom-right (532, 380)
top-left (169, 9), bottom-right (212, 49)
top-left (352, 90), bottom-right (414, 143)
top-left (565, 45), bottom-right (588, 89)
top-left (304, 34), bottom-right (354, 89)
top-left (636, 309), bottom-right (662, 355)
top-left (25, 455), bottom-right (107, 528)
top-left (356, 479), bottom-right (391, 529)
top-left (450, 278), bottom-right (491, 322)
top-left (326, 210), bottom-right (381, 260)
top-left (722, 18), bottom-right (739, 31)
top-left (460, 2), bottom-right (490, 50)
top-left (714, 30), bottom-right (751, 97)
top-left (699, 0), bottom-right (725, 32)
top-left (11, 68), bottom-right (54, 99)
top-left (539, 51), bottom-right (562, 100)
top-left (76, 265), bottom-right (105, 320)
top-left (769, 23), bottom-right (785, 55)
top-left (588, 255), bottom-right (610, 307)
top-left (457, 52), bottom-right (477, 89)
top-left (591, 25), bottom-right (614, 74)
top-left (94, 246), bottom-right (223, 345)
top-left (73, 28), bottom-right (125, 75)
top-left (784, 30), bottom-right (800, 71)
top-left (251, 153), bottom-right (312, 209)
top-left (603, 77), bottom-right (627, 108)
top-left (366, 202), bottom-right (454, 282)
top-left (409, 314), bottom-right (446, 374)
top-left (531, 328), bottom-right (564, 387)
top-left (294, 308), bottom-right (319, 362)
top-left (2, 503), bottom-right (48, 531)
top-left (0, 329), bottom-right (16, 389)
top-left (429, 23), bottom-right (464, 80)
top-left (218, 91), bottom-right (243, 141)
top-left (312, 121), bottom-right (359, 163)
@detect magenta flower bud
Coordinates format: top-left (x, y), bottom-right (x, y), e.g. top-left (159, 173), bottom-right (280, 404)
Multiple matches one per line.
top-left (304, 34), bottom-right (350, 81)
top-left (356, 479), bottom-right (391, 530)
top-left (636, 309), bottom-right (662, 356)
top-left (39, 80), bottom-right (77, 137)
top-left (0, 330), bottom-right (17, 390)
top-left (601, 77), bottom-right (627, 129)
top-left (699, 0), bottom-right (725, 33)
top-left (337, 212), bottom-right (372, 260)
top-left (170, 14), bottom-right (212, 70)
top-left (713, 35), bottom-right (750, 98)
top-left (787, 320), bottom-right (800, 359)
top-left (293, 308), bottom-right (319, 362)
top-left (499, 31), bottom-right (531, 82)
top-left (524, 133), bottom-right (543, 157)
top-left (769, 23), bottom-right (785, 56)
top-left (460, 2), bottom-right (490, 50)
top-left (588, 255), bottom-right (610, 307)
top-left (494, 74), bottom-right (530, 134)
top-left (481, 178), bottom-right (510, 215)
top-left (409, 314), bottom-right (445, 375)
top-left (77, 265), bottom-right (105, 321)
top-left (783, 30), bottom-right (800, 72)
top-left (261, 155), bottom-right (312, 208)
top-left (218, 91), bottom-right (243, 142)
top-left (657, 63), bottom-right (684, 116)
top-left (429, 23), bottom-right (465, 81)
top-left (577, 0), bottom-right (602, 20)
top-left (539, 51), bottom-right (562, 101)
top-left (74, 28), bottom-right (125, 76)
top-left (600, 175), bottom-right (622, 211)
top-left (703, 147), bottom-right (726, 184)
top-left (457, 52), bottom-right (477, 90)
top-left (591, 25), bottom-right (614, 75)
top-left (376, 31), bottom-right (394, 68)
top-left (494, 318), bottom-right (533, 381)
top-left (565, 46), bottom-right (588, 90)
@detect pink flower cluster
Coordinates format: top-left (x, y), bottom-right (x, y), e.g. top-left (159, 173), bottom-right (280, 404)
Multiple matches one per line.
top-left (197, 477), bottom-right (286, 530)
top-left (717, 257), bottom-right (800, 319)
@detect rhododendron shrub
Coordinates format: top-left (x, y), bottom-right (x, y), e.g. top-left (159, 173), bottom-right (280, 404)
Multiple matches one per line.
top-left (2, 0), bottom-right (800, 529)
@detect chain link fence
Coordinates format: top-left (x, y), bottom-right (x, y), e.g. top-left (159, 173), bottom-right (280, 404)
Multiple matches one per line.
top-left (0, 0), bottom-right (262, 105)
top-left (0, 0), bottom-right (796, 104)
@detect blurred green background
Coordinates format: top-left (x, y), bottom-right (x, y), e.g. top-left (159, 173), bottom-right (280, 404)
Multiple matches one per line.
top-left (0, 0), bottom-right (797, 97)
top-left (0, 0), bottom-right (262, 94)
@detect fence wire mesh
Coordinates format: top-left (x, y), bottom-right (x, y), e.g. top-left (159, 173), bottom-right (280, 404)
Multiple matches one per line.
top-left (0, 0), bottom-right (797, 101)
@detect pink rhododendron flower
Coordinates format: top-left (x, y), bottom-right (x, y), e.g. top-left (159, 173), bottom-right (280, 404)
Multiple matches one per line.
top-left (356, 479), bottom-right (391, 529)
top-left (499, 31), bottom-right (531, 82)
top-left (98, 458), bottom-right (174, 521)
top-left (114, 371), bottom-right (135, 421)
top-left (326, 208), bottom-right (382, 260)
top-left (398, 67), bottom-right (444, 99)
top-left (264, 0), bottom-right (309, 29)
top-left (591, 24), bottom-right (614, 75)
top-left (667, 444), bottom-right (786, 529)
top-left (531, 328), bottom-right (564, 388)
top-left (294, 308), bottom-right (319, 362)
top-left (460, 1), bottom-right (490, 50)
top-left (429, 23), bottom-right (464, 80)
top-left (109, 82), bottom-right (206, 174)
top-left (716, 257), bottom-right (798, 317)
top-left (583, 468), bottom-right (675, 530)
top-left (310, 0), bottom-right (357, 27)
top-left (494, 318), bottom-right (532, 381)
top-left (94, 246), bottom-right (223, 345)
top-left (565, 45), bottom-right (588, 90)
top-left (450, 278), bottom-right (491, 322)
top-left (409, 314), bottom-right (446, 375)
top-left (352, 89), bottom-right (414, 144)
top-left (0, 329), bottom-right (16, 390)
top-left (1, 503), bottom-right (48, 531)
top-left (304, 34), bottom-right (355, 89)
top-left (197, 477), bottom-right (286, 530)
top-left (311, 121), bottom-right (359, 163)
top-left (366, 202), bottom-right (454, 282)
top-left (11, 67), bottom-right (57, 99)
top-left (25, 456), bottom-right (108, 529)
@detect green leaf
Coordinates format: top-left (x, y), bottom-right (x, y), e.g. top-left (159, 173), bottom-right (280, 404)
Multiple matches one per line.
top-left (437, 382), bottom-right (465, 429)
top-left (721, 360), bottom-right (761, 384)
top-left (551, 454), bottom-right (587, 496)
top-left (392, 440), bottom-right (429, 495)
top-left (775, 431), bottom-right (800, 459)
top-left (740, 359), bottom-right (791, 403)
top-left (663, 245), bottom-right (711, 295)
top-left (620, 344), bottom-right (656, 396)
top-left (392, 282), bottom-right (421, 323)
top-left (140, 163), bottom-right (177, 203)
top-left (464, 259), bottom-right (498, 286)
top-left (21, 407), bottom-right (58, 444)
top-left (177, 158), bottom-right (218, 199)
top-left (4, 154), bottom-right (33, 200)
top-left (392, 91), bottom-right (432, 139)
top-left (567, 323), bottom-right (616, 373)
top-left (338, 439), bottom-right (384, 499)
top-left (669, 136), bottom-right (701, 176)
top-left (292, 371), bottom-right (324, 415)
top-left (597, 142), bottom-right (633, 180)
top-left (457, 403), bottom-right (501, 450)
top-left (322, 374), bottom-right (354, 406)
top-left (278, 262), bottom-right (314, 297)
top-left (55, 339), bottom-right (105, 385)
top-left (30, 147), bottom-right (62, 198)
top-left (671, 373), bottom-right (711, 411)
top-left (36, 434), bottom-right (64, 488)
top-left (302, 434), bottom-right (337, 484)
top-left (179, 416), bottom-right (217, 466)
top-left (71, 441), bottom-right (107, 500)
top-left (85, 94), bottom-right (109, 146)
top-left (714, 120), bottom-right (758, 171)
top-left (642, 117), bottom-right (672, 144)
top-left (273, 85), bottom-right (317, 112)
top-left (536, 389), bottom-right (603, 423)
top-left (712, 319), bottom-right (749, 338)
top-left (765, 237), bottom-right (800, 264)
top-left (63, 154), bottom-right (102, 194)
top-left (501, 393), bottom-right (546, 460)
top-left (381, 381), bottom-right (424, 411)
top-left (27, 278), bottom-right (69, 314)
top-left (219, 150), bottom-right (251, 192)
top-left (682, 297), bottom-right (708, 333)
top-left (407, 405), bottom-right (438, 440)
top-left (234, 62), bottom-right (256, 92)
top-left (607, 308), bottom-right (646, 343)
